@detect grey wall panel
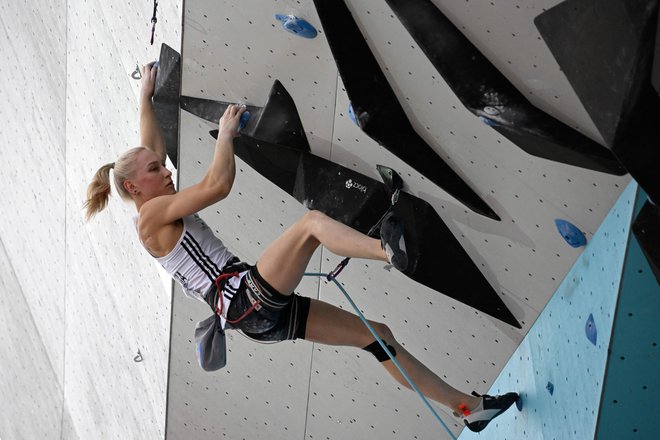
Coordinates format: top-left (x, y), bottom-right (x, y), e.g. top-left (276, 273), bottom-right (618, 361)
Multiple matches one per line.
top-left (1, 0), bottom-right (180, 438)
top-left (431, 0), bottom-right (604, 145)
top-left (166, 110), bottom-right (323, 439)
top-left (0, 240), bottom-right (63, 439)
top-left (63, 0), bottom-right (182, 436)
top-left (0, 0), bottom-right (67, 392)
top-left (170, 0), bottom-right (631, 439)
top-left (336, 0), bottom-right (629, 314)
top-left (0, 1), bottom-right (67, 438)
top-left (181, 0), bottom-right (337, 157)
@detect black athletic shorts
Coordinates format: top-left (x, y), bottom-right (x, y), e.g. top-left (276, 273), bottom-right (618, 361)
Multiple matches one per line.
top-left (226, 265), bottom-right (311, 342)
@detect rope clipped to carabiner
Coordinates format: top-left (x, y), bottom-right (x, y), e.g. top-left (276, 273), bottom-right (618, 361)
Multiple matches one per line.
top-left (150, 0), bottom-right (159, 45)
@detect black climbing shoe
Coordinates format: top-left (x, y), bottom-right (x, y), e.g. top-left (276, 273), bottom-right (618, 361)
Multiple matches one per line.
top-left (380, 212), bottom-right (408, 271)
top-left (461, 392), bottom-right (519, 433)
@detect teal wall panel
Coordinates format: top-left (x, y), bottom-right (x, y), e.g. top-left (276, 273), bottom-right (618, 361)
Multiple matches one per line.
top-left (596, 189), bottom-right (660, 439)
top-left (459, 181), bottom-right (637, 439)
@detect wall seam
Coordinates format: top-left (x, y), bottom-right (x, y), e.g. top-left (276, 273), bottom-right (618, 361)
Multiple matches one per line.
top-left (302, 67), bottom-right (340, 439)
top-left (301, 246), bottom-right (325, 440)
top-left (60, 0), bottom-right (68, 437)
top-left (164, 2), bottom-right (186, 438)
top-left (592, 182), bottom-right (639, 440)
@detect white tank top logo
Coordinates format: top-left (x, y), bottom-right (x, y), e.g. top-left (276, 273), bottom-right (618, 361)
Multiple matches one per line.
top-left (174, 271), bottom-right (190, 290)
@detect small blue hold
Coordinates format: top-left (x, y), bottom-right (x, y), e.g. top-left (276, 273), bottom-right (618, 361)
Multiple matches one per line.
top-left (555, 219), bottom-right (587, 248)
top-left (585, 313), bottom-right (597, 346)
top-left (348, 102), bottom-right (359, 127)
top-left (479, 115), bottom-right (497, 126)
top-left (238, 110), bottom-right (250, 131)
top-left (546, 381), bottom-right (554, 396)
top-left (515, 395), bottom-right (523, 412)
top-left (275, 14), bottom-right (318, 39)
top-left (153, 60), bottom-right (160, 68)
top-left (196, 343), bottom-right (203, 368)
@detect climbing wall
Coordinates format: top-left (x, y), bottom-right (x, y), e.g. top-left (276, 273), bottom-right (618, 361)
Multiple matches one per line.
top-left (167, 0), bottom-right (630, 439)
top-left (1, 0), bottom-right (653, 439)
top-left (0, 0), bottom-right (181, 439)
top-left (63, 0), bottom-right (182, 437)
top-left (457, 180), bottom-right (636, 440)
top-left (0, 0), bottom-right (66, 438)
top-left (595, 188), bottom-right (660, 439)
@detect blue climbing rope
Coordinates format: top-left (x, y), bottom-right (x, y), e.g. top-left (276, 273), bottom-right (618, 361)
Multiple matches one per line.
top-left (304, 271), bottom-right (458, 440)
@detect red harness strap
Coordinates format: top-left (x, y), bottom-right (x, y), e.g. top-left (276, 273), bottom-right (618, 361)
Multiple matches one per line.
top-left (214, 272), bottom-right (261, 324)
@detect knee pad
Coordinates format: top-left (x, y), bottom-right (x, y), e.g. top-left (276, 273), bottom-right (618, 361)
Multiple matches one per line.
top-left (363, 340), bottom-right (396, 362)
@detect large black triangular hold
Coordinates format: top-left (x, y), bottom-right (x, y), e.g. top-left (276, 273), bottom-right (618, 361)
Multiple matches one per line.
top-left (212, 129), bottom-right (301, 194)
top-left (153, 43), bottom-right (181, 169)
top-left (534, 0), bottom-right (659, 148)
top-left (312, 0), bottom-right (501, 221)
top-left (385, 0), bottom-right (625, 176)
top-left (632, 201), bottom-right (660, 285)
top-left (610, 89), bottom-right (660, 205)
top-left (182, 96), bottom-right (263, 134)
top-left (181, 80), bottom-right (310, 152)
top-left (253, 80), bottom-right (310, 152)
top-left (216, 132), bottom-right (520, 327)
top-left (536, 0), bottom-right (660, 203)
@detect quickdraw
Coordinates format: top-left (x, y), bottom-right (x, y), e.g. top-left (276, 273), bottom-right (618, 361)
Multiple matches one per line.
top-left (150, 0), bottom-right (158, 45)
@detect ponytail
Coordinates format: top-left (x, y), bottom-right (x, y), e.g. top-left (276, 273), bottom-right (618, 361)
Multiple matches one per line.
top-left (84, 146), bottom-right (147, 221)
top-left (84, 162), bottom-right (115, 220)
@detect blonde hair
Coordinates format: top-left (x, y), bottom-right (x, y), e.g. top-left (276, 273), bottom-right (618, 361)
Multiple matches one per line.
top-left (84, 146), bottom-right (147, 220)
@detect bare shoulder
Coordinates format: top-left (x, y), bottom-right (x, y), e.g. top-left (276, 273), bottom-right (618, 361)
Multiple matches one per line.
top-left (137, 198), bottom-right (184, 257)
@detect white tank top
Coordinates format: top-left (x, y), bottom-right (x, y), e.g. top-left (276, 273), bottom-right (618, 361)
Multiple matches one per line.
top-left (135, 213), bottom-right (239, 304)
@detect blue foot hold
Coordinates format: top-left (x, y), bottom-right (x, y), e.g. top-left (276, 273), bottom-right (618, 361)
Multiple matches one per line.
top-left (275, 15), bottom-right (318, 38)
top-left (348, 102), bottom-right (359, 126)
top-left (238, 110), bottom-right (251, 131)
top-left (479, 115), bottom-right (497, 126)
top-left (585, 313), bottom-right (597, 346)
top-left (546, 381), bottom-right (554, 396)
top-left (515, 395), bottom-right (523, 411)
top-left (554, 219), bottom-right (587, 248)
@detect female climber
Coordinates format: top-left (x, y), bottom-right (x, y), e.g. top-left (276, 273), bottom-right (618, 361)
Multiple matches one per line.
top-left (84, 62), bottom-right (517, 433)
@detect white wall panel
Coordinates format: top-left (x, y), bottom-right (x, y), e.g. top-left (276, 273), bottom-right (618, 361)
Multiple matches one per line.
top-left (64, 0), bottom-right (182, 437)
top-left (432, 0), bottom-right (604, 144)
top-left (181, 0), bottom-right (337, 157)
top-left (0, 1), bottom-right (66, 438)
top-left (1, 0), bottom-right (181, 438)
top-left (0, 0), bottom-right (628, 438)
top-left (340, 0), bottom-right (629, 313)
top-left (0, 240), bottom-right (64, 440)
top-left (166, 110), bottom-right (322, 439)
top-left (0, 0), bottom-right (67, 390)
top-left (170, 0), bottom-right (630, 439)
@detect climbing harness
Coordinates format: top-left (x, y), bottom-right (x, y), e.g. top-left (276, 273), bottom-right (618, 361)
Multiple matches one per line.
top-left (150, 0), bottom-right (158, 45)
top-left (212, 266), bottom-right (261, 325)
